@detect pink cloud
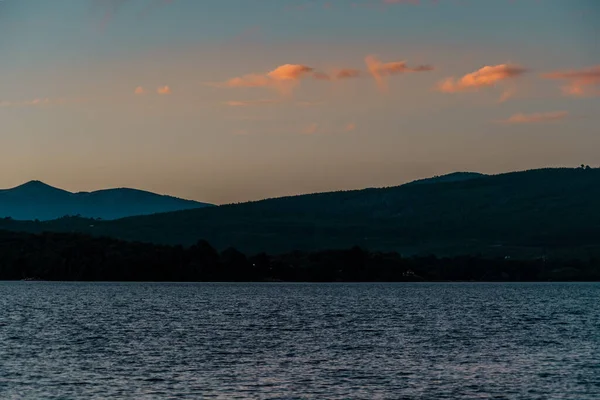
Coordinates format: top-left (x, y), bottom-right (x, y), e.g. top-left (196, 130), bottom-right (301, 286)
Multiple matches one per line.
top-left (345, 122), bottom-right (357, 132)
top-left (438, 64), bottom-right (527, 93)
top-left (365, 55), bottom-right (433, 92)
top-left (542, 65), bottom-right (600, 97)
top-left (134, 86), bottom-right (146, 95)
top-left (500, 111), bottom-right (569, 124)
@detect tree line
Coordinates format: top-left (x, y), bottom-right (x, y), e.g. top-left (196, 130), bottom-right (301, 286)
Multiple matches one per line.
top-left (0, 230), bottom-right (598, 282)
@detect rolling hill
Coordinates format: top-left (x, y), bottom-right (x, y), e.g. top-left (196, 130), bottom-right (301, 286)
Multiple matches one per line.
top-left (0, 180), bottom-right (212, 220)
top-left (1, 168), bottom-right (599, 258)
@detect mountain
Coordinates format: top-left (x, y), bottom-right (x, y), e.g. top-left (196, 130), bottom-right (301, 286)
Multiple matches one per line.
top-left (1, 168), bottom-right (599, 258)
top-left (0, 180), bottom-right (212, 220)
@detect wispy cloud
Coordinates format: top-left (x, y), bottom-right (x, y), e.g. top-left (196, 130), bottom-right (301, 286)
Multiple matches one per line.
top-left (542, 65), bottom-right (600, 97)
top-left (0, 98), bottom-right (47, 108)
top-left (313, 68), bottom-right (362, 81)
top-left (225, 99), bottom-right (280, 107)
top-left (365, 55), bottom-right (433, 92)
top-left (134, 86), bottom-right (146, 95)
top-left (498, 86), bottom-right (517, 103)
top-left (438, 64), bottom-right (527, 94)
top-left (223, 74), bottom-right (272, 88)
top-left (300, 122), bottom-right (358, 135)
top-left (302, 123), bottom-right (319, 134)
top-left (499, 111), bottom-right (569, 124)
top-left (296, 100), bottom-right (325, 107)
top-left (157, 85), bottom-right (172, 95)
top-left (0, 98), bottom-right (82, 108)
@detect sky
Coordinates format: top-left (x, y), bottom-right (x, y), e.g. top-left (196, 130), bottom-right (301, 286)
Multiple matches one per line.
top-left (0, 0), bottom-right (599, 204)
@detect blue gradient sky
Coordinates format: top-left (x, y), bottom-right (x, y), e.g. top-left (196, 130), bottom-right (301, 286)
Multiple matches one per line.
top-left (1, 0), bottom-right (599, 203)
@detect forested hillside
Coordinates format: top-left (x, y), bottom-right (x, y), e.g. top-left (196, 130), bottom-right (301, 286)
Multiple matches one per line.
top-left (1, 168), bottom-right (598, 258)
top-left (1, 230), bottom-right (597, 282)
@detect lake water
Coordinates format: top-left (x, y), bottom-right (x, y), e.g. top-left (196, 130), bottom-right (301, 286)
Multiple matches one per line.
top-left (0, 282), bottom-right (599, 399)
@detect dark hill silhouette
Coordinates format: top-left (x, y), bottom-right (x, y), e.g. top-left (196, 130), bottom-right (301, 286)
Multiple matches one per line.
top-left (1, 168), bottom-right (599, 257)
top-left (406, 172), bottom-right (485, 186)
top-left (0, 181), bottom-right (212, 220)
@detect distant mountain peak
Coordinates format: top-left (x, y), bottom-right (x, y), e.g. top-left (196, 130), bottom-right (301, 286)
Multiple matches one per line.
top-left (20, 180), bottom-right (56, 188)
top-left (6, 180), bottom-right (70, 194)
top-left (21, 180), bottom-right (48, 187)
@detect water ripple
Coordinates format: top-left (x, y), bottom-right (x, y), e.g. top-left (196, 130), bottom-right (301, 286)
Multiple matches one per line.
top-left (0, 282), bottom-right (599, 399)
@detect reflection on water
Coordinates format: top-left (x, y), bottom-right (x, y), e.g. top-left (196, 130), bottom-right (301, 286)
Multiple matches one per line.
top-left (1, 282), bottom-right (599, 399)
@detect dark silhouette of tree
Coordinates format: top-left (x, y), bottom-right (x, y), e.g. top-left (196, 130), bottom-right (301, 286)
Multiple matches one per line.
top-left (0, 230), bottom-right (598, 282)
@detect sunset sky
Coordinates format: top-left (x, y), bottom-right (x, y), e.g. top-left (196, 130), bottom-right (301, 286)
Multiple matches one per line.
top-left (1, 0), bottom-right (599, 204)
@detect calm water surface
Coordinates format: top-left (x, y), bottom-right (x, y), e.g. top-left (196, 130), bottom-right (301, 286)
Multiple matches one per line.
top-left (0, 282), bottom-right (599, 399)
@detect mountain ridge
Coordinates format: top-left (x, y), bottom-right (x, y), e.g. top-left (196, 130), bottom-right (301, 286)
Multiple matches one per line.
top-left (0, 167), bottom-right (598, 258)
top-left (0, 181), bottom-right (212, 221)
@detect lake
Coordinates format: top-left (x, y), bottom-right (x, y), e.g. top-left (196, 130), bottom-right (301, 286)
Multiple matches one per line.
top-left (0, 282), bottom-right (599, 399)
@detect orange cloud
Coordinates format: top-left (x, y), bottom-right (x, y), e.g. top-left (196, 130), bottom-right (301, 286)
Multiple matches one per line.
top-left (302, 123), bottom-right (319, 134)
top-left (437, 64), bottom-right (527, 94)
top-left (157, 85), bottom-right (171, 95)
top-left (221, 63), bottom-right (362, 93)
top-left (223, 64), bottom-right (314, 95)
top-left (345, 122), bottom-right (357, 132)
top-left (225, 75), bottom-right (272, 88)
top-left (267, 64), bottom-right (313, 81)
top-left (334, 68), bottom-right (361, 79)
top-left (134, 86), bottom-right (146, 95)
top-left (365, 55), bottom-right (433, 91)
top-left (542, 65), bottom-right (600, 97)
top-left (500, 111), bottom-right (568, 124)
